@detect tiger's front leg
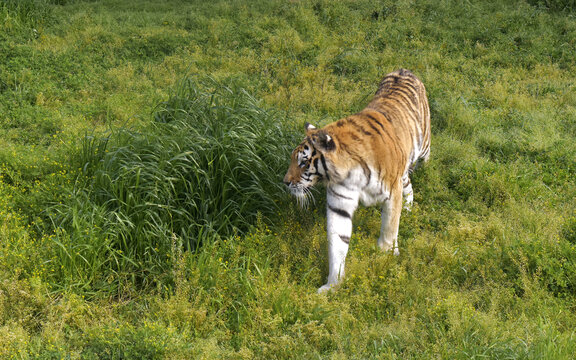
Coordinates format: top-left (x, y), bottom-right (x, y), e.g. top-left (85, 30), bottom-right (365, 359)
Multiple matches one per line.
top-left (378, 183), bottom-right (403, 256)
top-left (318, 187), bottom-right (358, 293)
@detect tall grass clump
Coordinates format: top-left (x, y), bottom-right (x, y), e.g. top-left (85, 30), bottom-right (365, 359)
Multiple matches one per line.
top-left (49, 77), bottom-right (297, 294)
top-left (0, 0), bottom-right (56, 38)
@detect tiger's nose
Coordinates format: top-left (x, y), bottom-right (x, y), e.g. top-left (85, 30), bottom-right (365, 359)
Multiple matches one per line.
top-left (283, 173), bottom-right (291, 186)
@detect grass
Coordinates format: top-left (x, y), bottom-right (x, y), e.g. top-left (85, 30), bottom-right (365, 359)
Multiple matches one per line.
top-left (0, 0), bottom-right (575, 358)
top-left (46, 76), bottom-right (296, 294)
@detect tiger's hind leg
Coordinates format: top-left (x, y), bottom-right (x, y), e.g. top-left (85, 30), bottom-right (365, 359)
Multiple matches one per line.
top-left (378, 183), bottom-right (402, 256)
top-left (415, 147), bottom-right (430, 169)
top-left (402, 173), bottom-right (413, 211)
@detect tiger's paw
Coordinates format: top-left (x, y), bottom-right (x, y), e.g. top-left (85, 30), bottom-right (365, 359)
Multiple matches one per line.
top-left (387, 245), bottom-right (400, 256)
top-left (403, 199), bottom-right (413, 212)
top-left (318, 283), bottom-right (336, 294)
top-left (379, 242), bottom-right (400, 256)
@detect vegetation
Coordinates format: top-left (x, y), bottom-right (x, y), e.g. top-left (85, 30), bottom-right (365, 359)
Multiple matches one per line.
top-left (47, 77), bottom-right (296, 295)
top-left (1, 0), bottom-right (575, 358)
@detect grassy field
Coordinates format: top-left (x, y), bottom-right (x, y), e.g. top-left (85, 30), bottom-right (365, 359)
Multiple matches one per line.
top-left (1, 0), bottom-right (576, 358)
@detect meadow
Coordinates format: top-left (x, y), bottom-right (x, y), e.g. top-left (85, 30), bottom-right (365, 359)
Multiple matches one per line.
top-left (1, 0), bottom-right (576, 358)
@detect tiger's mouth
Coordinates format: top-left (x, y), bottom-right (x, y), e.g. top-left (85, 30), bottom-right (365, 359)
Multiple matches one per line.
top-left (286, 182), bottom-right (314, 208)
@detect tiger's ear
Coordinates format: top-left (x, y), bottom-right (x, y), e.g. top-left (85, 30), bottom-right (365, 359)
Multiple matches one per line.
top-left (312, 130), bottom-right (336, 152)
top-left (305, 122), bottom-right (316, 133)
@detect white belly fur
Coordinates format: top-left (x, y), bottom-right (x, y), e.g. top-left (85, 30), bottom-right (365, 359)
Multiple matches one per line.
top-left (338, 167), bottom-right (390, 207)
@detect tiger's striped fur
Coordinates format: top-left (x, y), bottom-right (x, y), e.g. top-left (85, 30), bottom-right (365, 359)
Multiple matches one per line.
top-left (283, 69), bottom-right (430, 293)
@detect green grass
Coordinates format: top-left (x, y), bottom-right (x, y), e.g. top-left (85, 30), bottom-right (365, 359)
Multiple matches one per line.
top-left (45, 76), bottom-right (296, 294)
top-left (1, 0), bottom-right (576, 358)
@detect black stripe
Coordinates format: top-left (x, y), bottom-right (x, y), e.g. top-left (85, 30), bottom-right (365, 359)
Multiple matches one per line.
top-left (319, 153), bottom-right (330, 182)
top-left (367, 167), bottom-right (372, 185)
top-left (328, 205), bottom-right (351, 219)
top-left (348, 118), bottom-right (372, 136)
top-left (365, 120), bottom-right (382, 136)
top-left (372, 109), bottom-right (393, 123)
top-left (361, 158), bottom-right (371, 184)
top-left (386, 91), bottom-right (417, 112)
top-left (340, 235), bottom-right (350, 244)
top-left (393, 86), bottom-right (417, 102)
top-left (364, 113), bottom-right (396, 145)
top-left (365, 113), bottom-right (386, 131)
top-left (401, 81), bottom-right (419, 93)
top-left (328, 186), bottom-right (353, 200)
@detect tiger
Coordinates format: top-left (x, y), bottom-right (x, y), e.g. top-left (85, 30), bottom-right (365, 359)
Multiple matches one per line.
top-left (283, 69), bottom-right (430, 293)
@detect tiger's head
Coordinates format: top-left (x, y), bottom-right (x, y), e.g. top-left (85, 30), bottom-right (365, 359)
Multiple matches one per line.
top-left (284, 123), bottom-right (335, 206)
